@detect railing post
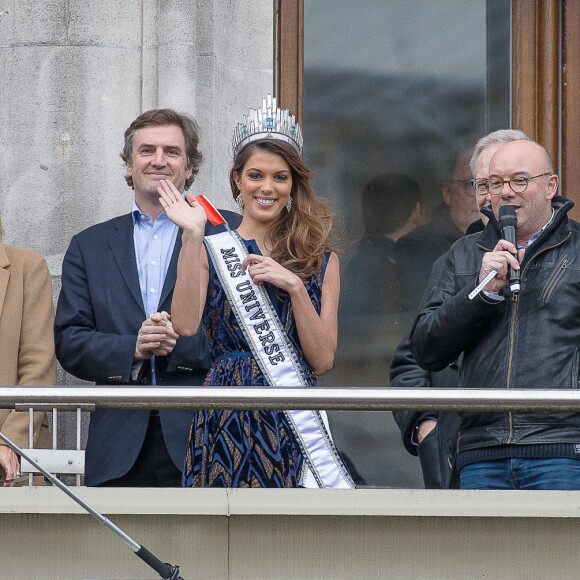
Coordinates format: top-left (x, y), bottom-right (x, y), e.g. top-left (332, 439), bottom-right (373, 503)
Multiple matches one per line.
top-left (28, 408), bottom-right (33, 487)
top-left (76, 407), bottom-right (82, 487)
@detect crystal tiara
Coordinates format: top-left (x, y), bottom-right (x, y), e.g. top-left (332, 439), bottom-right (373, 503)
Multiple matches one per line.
top-left (232, 94), bottom-right (303, 158)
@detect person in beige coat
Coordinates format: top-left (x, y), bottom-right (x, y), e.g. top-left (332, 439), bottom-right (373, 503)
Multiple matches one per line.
top-left (0, 216), bottom-right (56, 484)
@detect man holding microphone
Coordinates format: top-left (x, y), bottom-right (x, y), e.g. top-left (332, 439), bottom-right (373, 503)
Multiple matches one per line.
top-left (410, 138), bottom-right (580, 490)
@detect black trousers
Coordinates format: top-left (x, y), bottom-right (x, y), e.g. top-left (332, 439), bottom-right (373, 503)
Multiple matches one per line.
top-left (101, 412), bottom-right (182, 487)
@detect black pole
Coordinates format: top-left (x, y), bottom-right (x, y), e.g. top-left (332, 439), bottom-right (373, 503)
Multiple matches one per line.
top-left (0, 431), bottom-right (184, 580)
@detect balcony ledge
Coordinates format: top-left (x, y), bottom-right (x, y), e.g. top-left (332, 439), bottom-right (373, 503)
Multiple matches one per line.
top-left (1, 486), bottom-right (580, 518)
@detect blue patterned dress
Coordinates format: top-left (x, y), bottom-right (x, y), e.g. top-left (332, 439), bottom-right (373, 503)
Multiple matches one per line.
top-left (182, 239), bottom-right (331, 488)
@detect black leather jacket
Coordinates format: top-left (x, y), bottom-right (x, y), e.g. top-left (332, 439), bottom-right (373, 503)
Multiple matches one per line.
top-left (411, 196), bottom-right (580, 454)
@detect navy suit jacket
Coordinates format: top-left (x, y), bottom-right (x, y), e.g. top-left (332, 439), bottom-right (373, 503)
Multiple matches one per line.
top-left (55, 209), bottom-right (241, 486)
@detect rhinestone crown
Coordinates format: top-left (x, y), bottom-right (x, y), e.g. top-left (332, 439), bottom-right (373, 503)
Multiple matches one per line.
top-left (232, 94), bottom-right (303, 158)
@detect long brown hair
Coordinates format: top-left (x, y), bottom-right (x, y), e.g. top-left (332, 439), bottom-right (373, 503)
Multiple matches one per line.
top-left (229, 140), bottom-right (333, 279)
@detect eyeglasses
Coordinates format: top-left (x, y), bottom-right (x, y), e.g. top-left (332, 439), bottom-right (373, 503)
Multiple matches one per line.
top-left (473, 173), bottom-right (551, 197)
top-left (446, 179), bottom-right (476, 195)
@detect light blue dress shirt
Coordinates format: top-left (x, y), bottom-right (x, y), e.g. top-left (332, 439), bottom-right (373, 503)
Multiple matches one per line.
top-left (131, 201), bottom-right (180, 384)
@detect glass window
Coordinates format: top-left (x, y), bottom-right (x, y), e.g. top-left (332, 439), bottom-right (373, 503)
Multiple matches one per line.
top-left (304, 0), bottom-right (510, 487)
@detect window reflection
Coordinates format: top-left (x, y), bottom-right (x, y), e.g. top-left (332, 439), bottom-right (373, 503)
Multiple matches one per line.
top-left (304, 0), bottom-right (510, 487)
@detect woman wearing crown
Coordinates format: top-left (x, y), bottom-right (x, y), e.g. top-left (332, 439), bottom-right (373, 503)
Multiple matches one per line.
top-left (159, 97), bottom-right (353, 488)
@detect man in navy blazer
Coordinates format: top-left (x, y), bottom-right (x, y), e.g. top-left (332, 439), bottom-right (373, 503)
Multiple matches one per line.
top-left (55, 109), bottom-right (241, 486)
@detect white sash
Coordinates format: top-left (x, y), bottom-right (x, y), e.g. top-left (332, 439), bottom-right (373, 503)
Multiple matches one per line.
top-left (204, 231), bottom-right (354, 489)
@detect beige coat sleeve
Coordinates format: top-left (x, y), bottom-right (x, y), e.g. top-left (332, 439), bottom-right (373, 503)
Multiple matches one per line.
top-left (1, 251), bottom-right (56, 449)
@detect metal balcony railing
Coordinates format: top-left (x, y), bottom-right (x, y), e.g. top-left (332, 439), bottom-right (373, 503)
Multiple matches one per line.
top-left (2, 386), bottom-right (580, 484)
top-left (3, 386), bottom-right (580, 412)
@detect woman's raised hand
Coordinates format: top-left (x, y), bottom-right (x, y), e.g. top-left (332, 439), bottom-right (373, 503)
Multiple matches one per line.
top-left (158, 179), bottom-right (207, 234)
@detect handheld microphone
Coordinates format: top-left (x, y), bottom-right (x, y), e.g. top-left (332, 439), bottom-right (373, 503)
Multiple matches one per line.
top-left (498, 205), bottom-right (521, 295)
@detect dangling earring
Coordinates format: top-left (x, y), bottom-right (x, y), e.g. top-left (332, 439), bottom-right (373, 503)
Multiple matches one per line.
top-left (235, 192), bottom-right (244, 211)
top-left (285, 197), bottom-right (292, 212)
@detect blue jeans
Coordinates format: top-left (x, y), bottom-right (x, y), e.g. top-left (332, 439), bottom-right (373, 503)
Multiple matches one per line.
top-left (460, 458), bottom-right (580, 490)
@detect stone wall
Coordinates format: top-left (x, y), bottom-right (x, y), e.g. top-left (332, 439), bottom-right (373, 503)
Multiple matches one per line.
top-left (0, 0), bottom-right (273, 275)
top-left (1, 0), bottom-right (273, 454)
